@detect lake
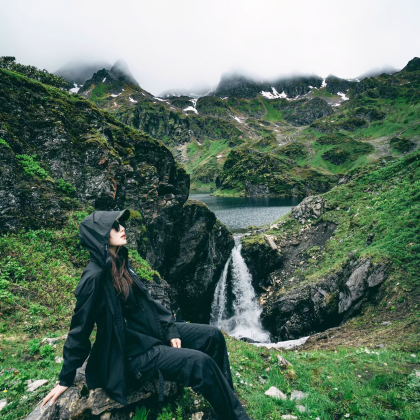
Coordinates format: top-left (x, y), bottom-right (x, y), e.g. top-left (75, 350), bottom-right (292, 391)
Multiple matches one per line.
top-left (189, 193), bottom-right (302, 232)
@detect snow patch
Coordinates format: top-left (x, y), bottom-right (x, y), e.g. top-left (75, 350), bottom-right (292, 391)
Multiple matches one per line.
top-left (321, 79), bottom-right (327, 88)
top-left (216, 154), bottom-right (223, 159)
top-left (337, 91), bottom-right (349, 101)
top-left (190, 98), bottom-right (198, 108)
top-left (183, 106), bottom-right (198, 114)
top-left (110, 93), bottom-right (120, 98)
top-left (102, 78), bottom-right (106, 83)
top-left (154, 97), bottom-right (169, 102)
top-left (69, 83), bottom-right (80, 94)
top-left (129, 97), bottom-right (138, 103)
top-left (232, 115), bottom-right (243, 124)
top-left (221, 97), bottom-right (228, 100)
top-left (261, 87), bottom-right (288, 99)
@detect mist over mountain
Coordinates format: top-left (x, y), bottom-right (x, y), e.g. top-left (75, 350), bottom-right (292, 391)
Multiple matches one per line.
top-left (55, 59), bottom-right (112, 85)
top-left (357, 65), bottom-right (400, 80)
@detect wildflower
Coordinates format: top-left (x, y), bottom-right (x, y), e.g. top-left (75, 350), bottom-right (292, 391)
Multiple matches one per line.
top-left (384, 362), bottom-right (388, 366)
top-left (235, 372), bottom-right (241, 377)
top-left (411, 354), bottom-right (416, 358)
top-left (327, 376), bottom-right (332, 379)
top-left (345, 415), bottom-right (350, 418)
top-left (3, 390), bottom-right (7, 393)
top-left (316, 418), bottom-right (320, 420)
top-left (358, 375), bottom-right (362, 378)
top-left (240, 380), bottom-right (244, 384)
top-left (334, 387), bottom-right (338, 390)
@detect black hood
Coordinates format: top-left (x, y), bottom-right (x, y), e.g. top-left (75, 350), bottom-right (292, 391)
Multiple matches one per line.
top-left (79, 210), bottom-right (131, 268)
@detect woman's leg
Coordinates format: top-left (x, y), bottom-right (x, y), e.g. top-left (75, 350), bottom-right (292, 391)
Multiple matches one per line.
top-left (150, 345), bottom-right (251, 420)
top-left (174, 322), bottom-right (234, 390)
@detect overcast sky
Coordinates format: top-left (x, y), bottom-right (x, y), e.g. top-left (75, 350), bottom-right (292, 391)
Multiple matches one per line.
top-left (1, 0), bottom-right (419, 95)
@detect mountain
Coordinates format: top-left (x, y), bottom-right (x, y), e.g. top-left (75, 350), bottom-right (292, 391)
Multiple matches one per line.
top-left (68, 58), bottom-right (419, 197)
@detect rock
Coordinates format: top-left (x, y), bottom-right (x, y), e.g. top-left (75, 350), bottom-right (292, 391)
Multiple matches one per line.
top-left (55, 356), bottom-right (63, 364)
top-left (264, 234), bottom-right (278, 251)
top-left (27, 380), bottom-right (49, 392)
top-left (296, 405), bottom-right (306, 413)
top-left (259, 376), bottom-right (267, 384)
top-left (381, 321), bottom-right (392, 326)
top-left (291, 196), bottom-right (326, 223)
top-left (25, 361), bottom-right (180, 420)
top-left (277, 354), bottom-right (293, 368)
top-left (0, 398), bottom-right (7, 411)
top-left (364, 233), bottom-right (375, 247)
top-left (290, 390), bottom-right (308, 403)
top-left (191, 412), bottom-right (204, 420)
top-left (41, 337), bottom-right (62, 346)
top-left (264, 386), bottom-right (287, 400)
top-left (281, 416), bottom-right (298, 420)
top-left (239, 337), bottom-right (260, 344)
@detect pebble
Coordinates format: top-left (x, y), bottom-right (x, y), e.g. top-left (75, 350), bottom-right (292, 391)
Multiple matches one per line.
top-left (27, 380), bottom-right (49, 392)
top-left (290, 390), bottom-right (308, 402)
top-left (296, 405), bottom-right (306, 413)
top-left (264, 386), bottom-right (287, 400)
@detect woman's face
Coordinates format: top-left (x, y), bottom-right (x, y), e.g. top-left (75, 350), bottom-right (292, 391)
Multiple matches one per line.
top-left (109, 220), bottom-right (127, 248)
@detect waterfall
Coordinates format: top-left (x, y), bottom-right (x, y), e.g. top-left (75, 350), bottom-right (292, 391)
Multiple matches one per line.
top-left (210, 235), bottom-right (270, 343)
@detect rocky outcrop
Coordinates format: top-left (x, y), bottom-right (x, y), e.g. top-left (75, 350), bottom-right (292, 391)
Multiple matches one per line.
top-left (165, 199), bottom-right (234, 323)
top-left (290, 195), bottom-right (326, 224)
top-left (0, 68), bottom-right (232, 322)
top-left (25, 361), bottom-right (180, 420)
top-left (264, 258), bottom-right (390, 340)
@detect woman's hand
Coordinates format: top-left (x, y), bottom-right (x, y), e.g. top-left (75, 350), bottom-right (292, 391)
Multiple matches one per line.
top-left (170, 338), bottom-right (181, 348)
top-left (40, 384), bottom-right (68, 410)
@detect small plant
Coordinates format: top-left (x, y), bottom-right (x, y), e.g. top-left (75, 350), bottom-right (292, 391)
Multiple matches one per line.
top-left (0, 138), bottom-right (11, 149)
top-left (132, 405), bottom-right (150, 420)
top-left (56, 178), bottom-right (76, 196)
top-left (15, 154), bottom-right (51, 181)
top-left (156, 405), bottom-right (174, 420)
top-left (28, 339), bottom-right (41, 356)
top-left (39, 344), bottom-right (54, 359)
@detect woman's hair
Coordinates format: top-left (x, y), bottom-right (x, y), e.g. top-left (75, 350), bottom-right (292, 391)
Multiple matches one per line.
top-left (109, 247), bottom-right (134, 302)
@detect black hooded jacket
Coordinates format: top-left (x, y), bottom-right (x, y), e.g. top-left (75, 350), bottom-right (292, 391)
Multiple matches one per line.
top-left (58, 210), bottom-right (180, 406)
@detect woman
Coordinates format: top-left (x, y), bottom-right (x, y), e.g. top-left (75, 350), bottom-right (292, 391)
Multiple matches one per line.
top-left (41, 210), bottom-right (253, 420)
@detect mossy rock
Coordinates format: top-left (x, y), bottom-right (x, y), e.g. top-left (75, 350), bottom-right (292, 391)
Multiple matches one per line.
top-left (322, 147), bottom-right (352, 165)
top-left (390, 137), bottom-right (415, 153)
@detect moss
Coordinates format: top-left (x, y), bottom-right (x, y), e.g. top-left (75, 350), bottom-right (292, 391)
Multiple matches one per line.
top-left (15, 154), bottom-right (53, 182)
top-left (0, 138), bottom-right (11, 149)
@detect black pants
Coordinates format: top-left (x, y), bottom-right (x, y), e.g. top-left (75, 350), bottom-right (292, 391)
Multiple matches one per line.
top-left (128, 322), bottom-right (251, 420)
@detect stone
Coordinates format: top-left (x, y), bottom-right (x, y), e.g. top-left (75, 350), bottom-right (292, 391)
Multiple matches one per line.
top-left (192, 412), bottom-right (204, 420)
top-left (0, 398), bottom-right (7, 411)
top-left (381, 321), bottom-right (392, 326)
top-left (55, 356), bottom-right (63, 364)
top-left (277, 354), bottom-right (293, 368)
top-left (291, 195), bottom-right (326, 223)
top-left (41, 337), bottom-right (62, 346)
top-left (27, 380), bottom-right (49, 392)
top-left (296, 405), bottom-right (306, 413)
top-left (264, 386), bottom-right (287, 400)
top-left (264, 234), bottom-right (278, 251)
top-left (24, 361), bottom-right (180, 420)
top-left (281, 416), bottom-right (298, 420)
top-left (290, 390), bottom-right (308, 403)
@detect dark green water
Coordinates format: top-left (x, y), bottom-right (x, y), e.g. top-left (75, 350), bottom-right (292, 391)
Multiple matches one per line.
top-left (189, 193), bottom-right (302, 232)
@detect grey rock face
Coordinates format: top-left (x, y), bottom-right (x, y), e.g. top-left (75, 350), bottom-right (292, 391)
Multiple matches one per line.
top-left (166, 200), bottom-right (234, 322)
top-left (244, 181), bottom-right (270, 197)
top-left (25, 362), bottom-right (179, 420)
top-left (291, 195), bottom-right (326, 224)
top-left (265, 258), bottom-right (390, 340)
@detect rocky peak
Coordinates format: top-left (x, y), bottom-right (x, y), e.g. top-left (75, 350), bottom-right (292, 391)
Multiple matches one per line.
top-left (110, 59), bottom-right (139, 85)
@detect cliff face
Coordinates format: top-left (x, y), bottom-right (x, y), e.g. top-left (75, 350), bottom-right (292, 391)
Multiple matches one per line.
top-left (240, 152), bottom-right (420, 341)
top-left (0, 68), bottom-right (232, 321)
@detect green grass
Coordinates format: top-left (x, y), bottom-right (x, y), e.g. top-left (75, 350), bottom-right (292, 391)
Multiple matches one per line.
top-left (260, 98), bottom-right (284, 121)
top-left (226, 336), bottom-right (420, 420)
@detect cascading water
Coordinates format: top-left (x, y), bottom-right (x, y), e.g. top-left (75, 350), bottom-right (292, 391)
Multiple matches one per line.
top-left (210, 235), bottom-right (270, 343)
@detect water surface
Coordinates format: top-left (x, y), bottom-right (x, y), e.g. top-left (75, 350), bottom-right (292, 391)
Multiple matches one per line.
top-left (189, 193), bottom-right (301, 232)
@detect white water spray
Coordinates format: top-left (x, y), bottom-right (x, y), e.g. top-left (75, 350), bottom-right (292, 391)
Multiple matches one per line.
top-left (210, 236), bottom-right (270, 343)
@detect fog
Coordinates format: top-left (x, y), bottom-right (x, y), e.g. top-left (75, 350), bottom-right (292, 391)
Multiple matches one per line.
top-left (1, 0), bottom-right (419, 95)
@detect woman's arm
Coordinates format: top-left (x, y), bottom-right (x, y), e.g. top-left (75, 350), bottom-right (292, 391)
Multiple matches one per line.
top-left (58, 271), bottom-right (101, 387)
top-left (152, 299), bottom-right (181, 342)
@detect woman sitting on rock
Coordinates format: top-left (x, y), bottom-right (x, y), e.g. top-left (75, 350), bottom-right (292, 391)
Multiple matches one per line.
top-left (41, 209), bottom-right (253, 420)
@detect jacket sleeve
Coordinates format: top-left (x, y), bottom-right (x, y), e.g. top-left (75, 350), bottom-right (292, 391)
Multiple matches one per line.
top-left (151, 299), bottom-right (181, 341)
top-left (58, 272), bottom-right (101, 387)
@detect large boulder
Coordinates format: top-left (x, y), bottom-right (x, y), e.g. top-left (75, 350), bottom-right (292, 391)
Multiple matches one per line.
top-left (25, 362), bottom-right (180, 420)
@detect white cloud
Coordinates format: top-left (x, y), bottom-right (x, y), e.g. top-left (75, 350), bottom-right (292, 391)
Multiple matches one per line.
top-left (0, 0), bottom-right (419, 95)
